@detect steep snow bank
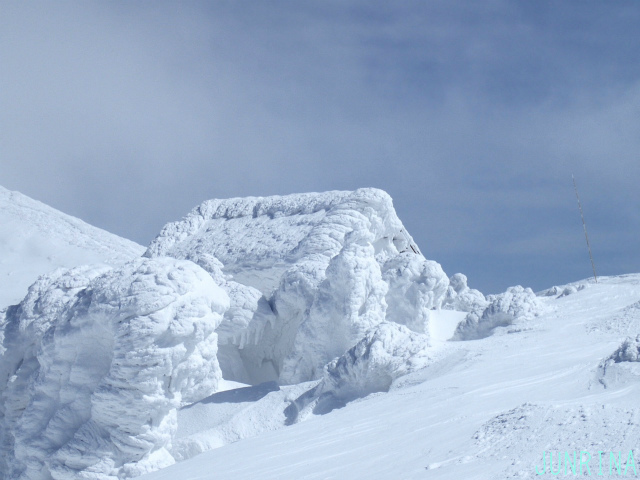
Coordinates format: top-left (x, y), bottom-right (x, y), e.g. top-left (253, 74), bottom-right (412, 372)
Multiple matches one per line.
top-left (0, 186), bottom-right (144, 308)
top-left (145, 188), bottom-right (449, 384)
top-left (0, 257), bottom-right (228, 480)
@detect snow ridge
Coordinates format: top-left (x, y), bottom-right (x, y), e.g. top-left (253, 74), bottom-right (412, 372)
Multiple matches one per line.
top-left (0, 186), bottom-right (144, 308)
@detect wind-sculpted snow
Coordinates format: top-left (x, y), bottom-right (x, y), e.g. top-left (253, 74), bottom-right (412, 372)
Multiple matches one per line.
top-left (453, 285), bottom-right (544, 340)
top-left (286, 322), bottom-right (431, 422)
top-left (382, 253), bottom-right (449, 333)
top-left (187, 253), bottom-right (280, 385)
top-left (280, 238), bottom-right (389, 383)
top-left (145, 188), bottom-right (450, 384)
top-left (0, 257), bottom-right (228, 479)
top-left (443, 273), bottom-right (487, 313)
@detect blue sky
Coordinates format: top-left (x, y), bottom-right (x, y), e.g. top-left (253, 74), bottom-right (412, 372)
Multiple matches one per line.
top-left (2, 1), bottom-right (639, 293)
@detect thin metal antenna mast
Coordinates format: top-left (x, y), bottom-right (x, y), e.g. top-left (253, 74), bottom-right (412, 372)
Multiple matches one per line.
top-left (572, 174), bottom-right (598, 283)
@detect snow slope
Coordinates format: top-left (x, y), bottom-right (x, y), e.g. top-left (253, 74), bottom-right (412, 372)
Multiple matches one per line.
top-left (0, 186), bottom-right (144, 309)
top-left (141, 274), bottom-right (640, 480)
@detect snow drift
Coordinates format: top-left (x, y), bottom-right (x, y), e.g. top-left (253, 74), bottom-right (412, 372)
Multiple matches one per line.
top-left (0, 257), bottom-right (228, 479)
top-left (145, 188), bottom-right (449, 385)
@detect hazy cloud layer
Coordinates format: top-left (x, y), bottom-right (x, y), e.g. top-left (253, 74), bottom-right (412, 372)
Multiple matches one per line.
top-left (2, 1), bottom-right (639, 293)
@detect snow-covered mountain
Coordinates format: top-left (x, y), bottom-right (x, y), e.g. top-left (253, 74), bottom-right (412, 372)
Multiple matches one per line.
top-left (140, 274), bottom-right (640, 480)
top-left (3, 186), bottom-right (638, 480)
top-left (2, 187), bottom-right (466, 479)
top-left (0, 186), bottom-right (144, 308)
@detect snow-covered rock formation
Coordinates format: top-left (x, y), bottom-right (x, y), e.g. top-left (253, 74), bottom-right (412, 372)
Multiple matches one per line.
top-left (0, 257), bottom-right (228, 479)
top-left (145, 188), bottom-right (449, 385)
top-left (453, 285), bottom-right (543, 340)
top-left (596, 333), bottom-right (640, 389)
top-left (0, 186), bottom-right (144, 308)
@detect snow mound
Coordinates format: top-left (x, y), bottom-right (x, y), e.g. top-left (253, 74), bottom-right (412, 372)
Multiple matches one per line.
top-left (286, 322), bottom-right (430, 422)
top-left (382, 253), bottom-right (449, 333)
top-left (537, 283), bottom-right (587, 298)
top-left (453, 285), bottom-right (544, 340)
top-left (443, 273), bottom-right (487, 313)
top-left (537, 285), bottom-right (564, 297)
top-left (609, 335), bottom-right (640, 363)
top-left (145, 188), bottom-right (449, 384)
top-left (596, 335), bottom-right (640, 389)
top-left (0, 257), bottom-right (228, 480)
top-left (0, 186), bottom-right (144, 309)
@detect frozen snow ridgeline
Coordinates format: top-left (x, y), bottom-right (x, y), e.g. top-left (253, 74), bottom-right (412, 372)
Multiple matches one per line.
top-left (145, 188), bottom-right (450, 385)
top-left (0, 185), bottom-right (144, 309)
top-left (0, 258), bottom-right (228, 480)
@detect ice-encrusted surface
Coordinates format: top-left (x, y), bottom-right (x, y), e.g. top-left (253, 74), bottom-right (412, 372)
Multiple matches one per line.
top-left (443, 273), bottom-right (487, 313)
top-left (286, 322), bottom-right (432, 423)
top-left (146, 188), bottom-right (450, 385)
top-left (0, 186), bottom-right (144, 309)
top-left (0, 187), bottom-right (462, 478)
top-left (136, 274), bottom-right (640, 480)
top-left (453, 285), bottom-right (544, 340)
top-left (0, 257), bottom-right (228, 480)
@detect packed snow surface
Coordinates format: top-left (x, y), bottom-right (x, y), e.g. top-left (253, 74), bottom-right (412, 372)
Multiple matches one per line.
top-left (0, 186), bottom-right (144, 308)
